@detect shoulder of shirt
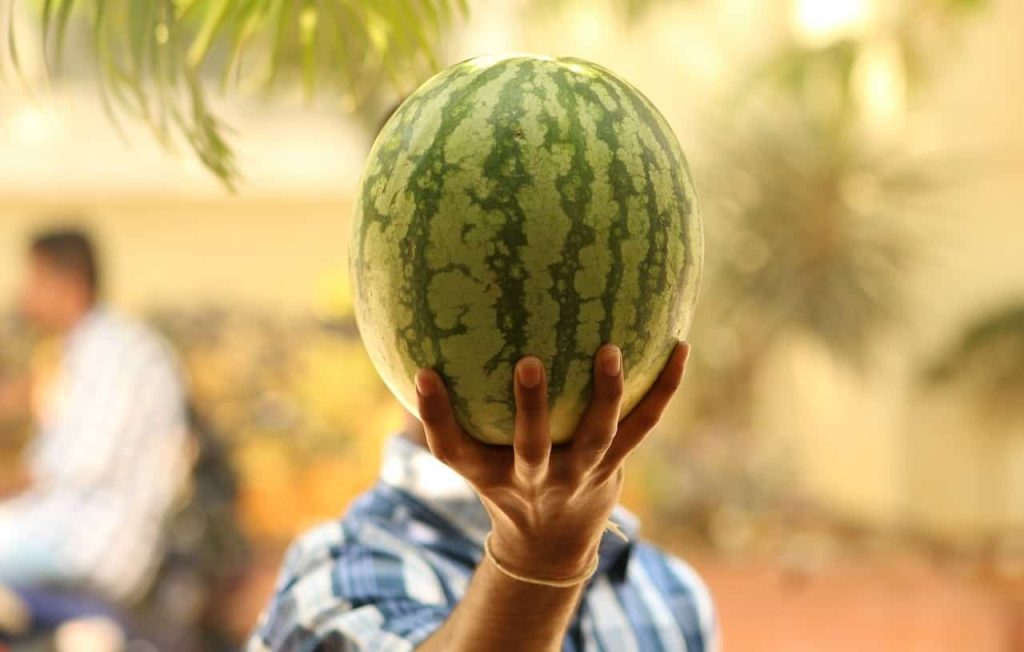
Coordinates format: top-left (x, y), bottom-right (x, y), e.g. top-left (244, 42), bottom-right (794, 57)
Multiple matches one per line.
top-left (275, 482), bottom-right (463, 591)
top-left (77, 309), bottom-right (179, 367)
top-left (631, 540), bottom-right (718, 646)
top-left (252, 505), bottom-right (440, 652)
top-left (88, 308), bottom-right (162, 345)
top-left (276, 518), bottom-right (348, 582)
top-left (278, 486), bottom-right (414, 563)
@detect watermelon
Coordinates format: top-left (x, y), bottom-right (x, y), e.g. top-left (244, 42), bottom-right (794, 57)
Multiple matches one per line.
top-left (350, 53), bottom-right (702, 445)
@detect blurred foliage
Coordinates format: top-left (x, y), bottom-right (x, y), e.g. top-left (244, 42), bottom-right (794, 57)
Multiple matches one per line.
top-left (639, 0), bottom-right (988, 547)
top-left (0, 313), bottom-right (32, 372)
top-left (691, 0), bottom-right (985, 382)
top-left (0, 314), bottom-right (33, 455)
top-left (0, 0), bottom-right (691, 187)
top-left (2, 0), bottom-right (468, 187)
top-left (148, 306), bottom-right (401, 541)
top-left (752, 0), bottom-right (990, 131)
top-left (926, 302), bottom-right (1024, 421)
top-left (697, 110), bottom-right (932, 367)
top-left (530, 0), bottom-right (690, 24)
top-left (0, 303), bottom-right (399, 541)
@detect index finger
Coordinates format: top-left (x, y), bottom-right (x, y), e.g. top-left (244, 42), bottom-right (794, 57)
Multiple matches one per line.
top-left (415, 369), bottom-right (510, 484)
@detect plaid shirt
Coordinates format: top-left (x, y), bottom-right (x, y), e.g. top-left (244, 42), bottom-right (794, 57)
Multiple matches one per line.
top-left (248, 435), bottom-right (717, 652)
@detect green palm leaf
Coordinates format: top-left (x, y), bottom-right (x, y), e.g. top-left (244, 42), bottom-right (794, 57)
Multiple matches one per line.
top-left (926, 303), bottom-right (1024, 420)
top-left (4, 0), bottom-right (467, 188)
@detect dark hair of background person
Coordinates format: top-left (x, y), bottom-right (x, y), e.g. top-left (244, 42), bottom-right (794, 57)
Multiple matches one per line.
top-left (30, 228), bottom-right (101, 299)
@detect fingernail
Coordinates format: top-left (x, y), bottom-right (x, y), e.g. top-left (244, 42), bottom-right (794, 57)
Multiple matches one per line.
top-left (602, 347), bottom-right (621, 376)
top-left (676, 341), bottom-right (691, 365)
top-left (517, 358), bottom-right (542, 388)
top-left (415, 371), bottom-right (433, 397)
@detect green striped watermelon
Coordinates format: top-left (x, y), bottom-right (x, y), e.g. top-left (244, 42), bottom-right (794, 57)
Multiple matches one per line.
top-left (350, 54), bottom-right (702, 445)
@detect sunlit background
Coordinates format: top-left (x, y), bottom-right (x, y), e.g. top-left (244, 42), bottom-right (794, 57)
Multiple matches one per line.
top-left (2, 0), bottom-right (1023, 649)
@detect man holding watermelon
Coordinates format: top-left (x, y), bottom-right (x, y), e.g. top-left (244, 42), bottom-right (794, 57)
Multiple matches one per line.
top-left (250, 54), bottom-right (716, 651)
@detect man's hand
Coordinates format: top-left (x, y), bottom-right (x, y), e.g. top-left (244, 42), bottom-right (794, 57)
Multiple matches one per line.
top-left (415, 341), bottom-right (690, 581)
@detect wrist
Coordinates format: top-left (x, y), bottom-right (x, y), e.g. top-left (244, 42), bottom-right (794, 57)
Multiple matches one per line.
top-left (487, 527), bottom-right (602, 580)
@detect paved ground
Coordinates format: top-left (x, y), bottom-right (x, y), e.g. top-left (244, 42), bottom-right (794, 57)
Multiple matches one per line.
top-left (687, 552), bottom-right (1022, 652)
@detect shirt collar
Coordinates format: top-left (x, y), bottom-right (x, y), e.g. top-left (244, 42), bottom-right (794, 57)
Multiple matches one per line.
top-left (379, 434), bottom-right (641, 577)
top-left (380, 434), bottom-right (492, 544)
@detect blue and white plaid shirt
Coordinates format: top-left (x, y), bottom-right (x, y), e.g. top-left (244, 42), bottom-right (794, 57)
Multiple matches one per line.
top-left (248, 435), bottom-right (718, 652)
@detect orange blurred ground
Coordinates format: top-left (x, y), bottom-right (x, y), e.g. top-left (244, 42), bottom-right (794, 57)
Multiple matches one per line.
top-left (689, 552), bottom-right (1023, 652)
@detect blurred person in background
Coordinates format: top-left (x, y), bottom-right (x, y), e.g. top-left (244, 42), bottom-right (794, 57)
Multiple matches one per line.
top-left (249, 344), bottom-right (717, 651)
top-left (0, 228), bottom-right (189, 641)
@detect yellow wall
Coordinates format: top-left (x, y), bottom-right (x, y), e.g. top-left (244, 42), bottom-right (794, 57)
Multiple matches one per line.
top-left (0, 199), bottom-right (351, 314)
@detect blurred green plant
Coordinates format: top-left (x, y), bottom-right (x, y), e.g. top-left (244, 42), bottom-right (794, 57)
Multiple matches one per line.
top-left (751, 0), bottom-right (989, 131)
top-left (146, 305), bottom-right (399, 539)
top-left (637, 0), bottom-right (989, 548)
top-left (0, 314), bottom-right (32, 375)
top-left (926, 302), bottom-right (1024, 420)
top-left (2, 0), bottom-right (467, 188)
top-left (0, 315), bottom-right (34, 456)
top-left (530, 0), bottom-right (689, 24)
top-left (698, 113), bottom-right (931, 367)
top-left (698, 0), bottom-right (988, 376)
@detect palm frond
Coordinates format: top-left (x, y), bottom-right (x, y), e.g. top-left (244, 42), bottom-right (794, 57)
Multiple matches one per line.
top-left (527, 0), bottom-right (692, 25)
top-left (732, 0), bottom-right (990, 135)
top-left (3, 0), bottom-right (467, 188)
top-left (696, 104), bottom-right (937, 368)
top-left (690, 0), bottom-right (989, 371)
top-left (926, 303), bottom-right (1024, 418)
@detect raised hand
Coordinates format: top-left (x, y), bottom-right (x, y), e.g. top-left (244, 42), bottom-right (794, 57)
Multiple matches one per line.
top-left (414, 342), bottom-right (690, 580)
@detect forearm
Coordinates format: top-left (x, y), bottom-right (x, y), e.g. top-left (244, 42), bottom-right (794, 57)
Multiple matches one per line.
top-left (419, 557), bottom-right (584, 652)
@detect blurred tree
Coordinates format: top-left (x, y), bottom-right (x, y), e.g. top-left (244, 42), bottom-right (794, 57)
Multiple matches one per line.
top-left (2, 0), bottom-right (468, 188)
top-left (530, 0), bottom-right (689, 23)
top-left (926, 302), bottom-right (1024, 421)
top-left (749, 0), bottom-right (990, 132)
top-left (0, 315), bottom-right (34, 467)
top-left (923, 302), bottom-right (1024, 548)
top-left (702, 0), bottom-right (988, 367)
top-left (637, 0), bottom-right (989, 548)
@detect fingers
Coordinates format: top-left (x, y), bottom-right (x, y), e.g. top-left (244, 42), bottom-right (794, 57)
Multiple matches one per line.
top-left (415, 369), bottom-right (493, 478)
top-left (601, 342), bottom-right (690, 470)
top-left (513, 356), bottom-right (551, 480)
top-left (570, 344), bottom-right (624, 468)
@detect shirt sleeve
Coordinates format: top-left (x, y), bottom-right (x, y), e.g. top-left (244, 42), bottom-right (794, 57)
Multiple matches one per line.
top-left (248, 523), bottom-right (452, 652)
